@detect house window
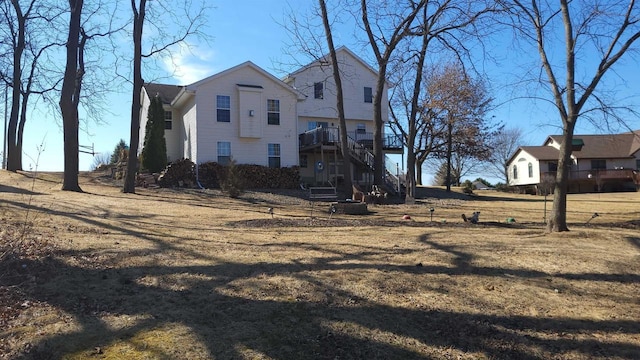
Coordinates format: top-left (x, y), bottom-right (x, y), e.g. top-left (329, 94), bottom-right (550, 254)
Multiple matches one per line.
top-left (164, 110), bottom-right (173, 130)
top-left (528, 162), bottom-right (533, 177)
top-left (217, 95), bottom-right (230, 122)
top-left (268, 143), bottom-right (281, 168)
top-left (267, 99), bottom-right (280, 125)
top-left (217, 141), bottom-right (231, 165)
top-left (636, 159), bottom-right (640, 170)
top-left (548, 162), bottom-right (558, 172)
top-left (364, 87), bottom-right (373, 103)
top-left (314, 82), bottom-right (323, 99)
top-left (300, 154), bottom-right (308, 168)
top-left (591, 159), bottom-right (606, 170)
top-left (356, 123), bottom-right (366, 134)
top-left (513, 165), bottom-right (518, 180)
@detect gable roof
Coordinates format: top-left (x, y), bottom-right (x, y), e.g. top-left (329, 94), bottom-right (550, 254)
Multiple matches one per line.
top-left (547, 132), bottom-right (640, 159)
top-left (186, 61), bottom-right (305, 99)
top-left (518, 146), bottom-right (560, 161)
top-left (508, 130), bottom-right (640, 165)
top-left (285, 46), bottom-right (386, 85)
top-left (626, 130), bottom-right (640, 156)
top-left (144, 83), bottom-right (184, 105)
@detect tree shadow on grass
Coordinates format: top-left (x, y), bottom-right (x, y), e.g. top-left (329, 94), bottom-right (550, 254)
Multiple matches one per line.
top-left (0, 184), bottom-right (44, 195)
top-left (627, 236), bottom-right (640, 250)
top-left (6, 238), bottom-right (640, 360)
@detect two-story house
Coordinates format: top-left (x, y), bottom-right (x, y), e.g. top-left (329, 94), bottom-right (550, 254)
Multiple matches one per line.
top-left (140, 61), bottom-right (305, 168)
top-left (139, 47), bottom-right (403, 189)
top-left (507, 131), bottom-right (640, 193)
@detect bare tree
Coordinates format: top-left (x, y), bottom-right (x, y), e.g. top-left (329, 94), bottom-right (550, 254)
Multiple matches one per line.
top-left (319, 0), bottom-right (353, 197)
top-left (123, 0), bottom-right (208, 194)
top-left (58, 0), bottom-right (125, 191)
top-left (501, 0), bottom-right (640, 232)
top-left (387, 14), bottom-right (429, 202)
top-left (60, 0), bottom-right (84, 191)
top-left (484, 127), bottom-right (525, 184)
top-left (359, 0), bottom-right (425, 186)
top-left (1, 0), bottom-right (65, 172)
top-left (122, 0), bottom-right (145, 194)
top-left (414, 110), bottom-right (447, 185)
top-left (386, 1), bottom-right (495, 201)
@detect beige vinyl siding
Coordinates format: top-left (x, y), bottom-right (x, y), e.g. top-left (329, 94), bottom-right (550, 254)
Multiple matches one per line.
top-left (293, 49), bottom-right (388, 123)
top-left (191, 64), bottom-right (299, 167)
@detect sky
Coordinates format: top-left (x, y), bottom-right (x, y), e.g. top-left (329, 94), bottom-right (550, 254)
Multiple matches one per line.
top-left (3, 0), bottom-right (640, 184)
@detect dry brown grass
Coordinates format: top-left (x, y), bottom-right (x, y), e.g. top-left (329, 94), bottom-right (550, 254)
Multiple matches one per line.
top-left (1, 169), bottom-right (639, 359)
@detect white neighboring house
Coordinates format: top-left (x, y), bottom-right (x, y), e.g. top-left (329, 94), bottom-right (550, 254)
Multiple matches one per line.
top-left (507, 131), bottom-right (640, 193)
top-left (283, 46), bottom-right (402, 186)
top-left (140, 61), bottom-right (305, 168)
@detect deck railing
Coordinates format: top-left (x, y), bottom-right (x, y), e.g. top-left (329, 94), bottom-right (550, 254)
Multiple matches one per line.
top-left (542, 169), bottom-right (640, 183)
top-left (299, 127), bottom-right (402, 150)
top-left (299, 127), bottom-right (407, 193)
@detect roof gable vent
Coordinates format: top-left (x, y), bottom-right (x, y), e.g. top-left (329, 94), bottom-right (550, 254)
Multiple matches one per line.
top-left (571, 138), bottom-right (584, 152)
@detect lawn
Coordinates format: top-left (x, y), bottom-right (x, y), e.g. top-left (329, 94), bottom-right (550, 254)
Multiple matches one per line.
top-left (1, 170), bottom-right (639, 359)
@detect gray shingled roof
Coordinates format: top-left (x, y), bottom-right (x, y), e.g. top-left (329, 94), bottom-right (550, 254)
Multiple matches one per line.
top-left (519, 146), bottom-right (559, 161)
top-left (627, 130), bottom-right (640, 156)
top-left (144, 83), bottom-right (184, 105)
top-left (548, 132), bottom-right (640, 159)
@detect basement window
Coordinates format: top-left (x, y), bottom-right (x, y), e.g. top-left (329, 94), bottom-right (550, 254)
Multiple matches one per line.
top-left (268, 143), bottom-right (281, 168)
top-left (217, 141), bottom-right (231, 165)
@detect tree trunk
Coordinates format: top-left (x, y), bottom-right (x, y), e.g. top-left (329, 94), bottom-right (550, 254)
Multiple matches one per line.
top-left (6, 2), bottom-right (25, 172)
top-left (546, 123), bottom-right (574, 232)
top-left (60, 0), bottom-right (83, 192)
top-left (372, 73), bottom-right (385, 186)
top-left (319, 0), bottom-right (352, 198)
top-left (16, 95), bottom-right (29, 170)
top-left (416, 159), bottom-right (424, 185)
top-left (405, 8), bottom-right (428, 203)
top-left (123, 0), bottom-right (146, 194)
top-left (405, 150), bottom-right (416, 204)
top-left (504, 166), bottom-right (510, 185)
top-left (445, 121), bottom-right (453, 192)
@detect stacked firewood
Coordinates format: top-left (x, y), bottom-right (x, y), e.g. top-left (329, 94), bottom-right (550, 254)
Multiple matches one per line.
top-left (157, 158), bottom-right (196, 188)
top-left (111, 148), bottom-right (129, 180)
top-left (136, 173), bottom-right (157, 187)
top-left (154, 160), bottom-right (300, 189)
top-left (235, 165), bottom-right (299, 189)
top-left (197, 162), bottom-right (300, 189)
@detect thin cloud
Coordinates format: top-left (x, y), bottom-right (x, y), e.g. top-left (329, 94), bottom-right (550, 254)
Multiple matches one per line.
top-left (163, 43), bottom-right (217, 85)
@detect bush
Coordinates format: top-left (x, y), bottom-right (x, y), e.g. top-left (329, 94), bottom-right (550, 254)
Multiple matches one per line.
top-left (495, 183), bottom-right (519, 193)
top-left (462, 180), bottom-right (474, 194)
top-left (220, 159), bottom-right (244, 198)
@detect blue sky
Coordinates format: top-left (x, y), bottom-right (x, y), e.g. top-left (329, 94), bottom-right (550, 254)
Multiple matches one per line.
top-left (4, 0), bottom-right (640, 182)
